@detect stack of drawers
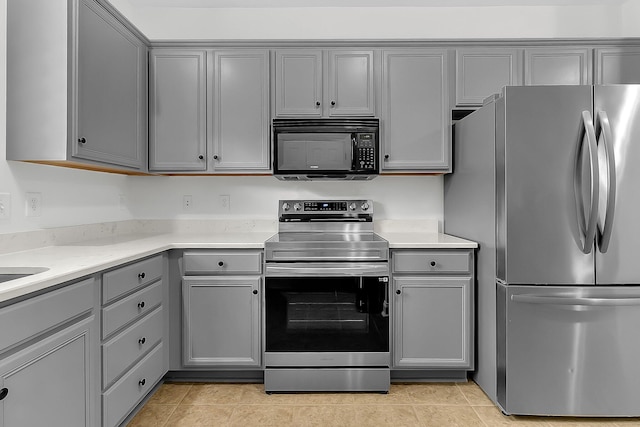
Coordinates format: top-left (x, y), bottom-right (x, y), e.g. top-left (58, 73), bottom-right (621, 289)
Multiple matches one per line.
top-left (100, 255), bottom-right (165, 427)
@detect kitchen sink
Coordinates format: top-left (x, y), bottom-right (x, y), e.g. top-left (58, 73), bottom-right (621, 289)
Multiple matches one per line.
top-left (0, 267), bottom-right (49, 284)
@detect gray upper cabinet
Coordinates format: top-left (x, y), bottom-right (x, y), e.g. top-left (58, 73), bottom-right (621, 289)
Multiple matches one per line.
top-left (595, 47), bottom-right (640, 84)
top-left (524, 48), bottom-right (592, 85)
top-left (381, 49), bottom-right (451, 172)
top-left (327, 50), bottom-right (375, 116)
top-left (6, 0), bottom-right (148, 173)
top-left (274, 50), bottom-right (323, 116)
top-left (149, 50), bottom-right (207, 171)
top-left (274, 49), bottom-right (375, 117)
top-left (211, 50), bottom-right (271, 171)
top-left (455, 48), bottom-right (522, 106)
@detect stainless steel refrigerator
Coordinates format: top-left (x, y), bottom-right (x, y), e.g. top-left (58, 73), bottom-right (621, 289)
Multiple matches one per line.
top-left (445, 85), bottom-right (640, 417)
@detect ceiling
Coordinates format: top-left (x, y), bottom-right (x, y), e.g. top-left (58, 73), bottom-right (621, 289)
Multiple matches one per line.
top-left (126, 0), bottom-right (625, 7)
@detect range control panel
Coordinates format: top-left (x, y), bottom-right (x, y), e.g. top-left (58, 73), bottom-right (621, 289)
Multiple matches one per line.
top-left (279, 199), bottom-right (373, 217)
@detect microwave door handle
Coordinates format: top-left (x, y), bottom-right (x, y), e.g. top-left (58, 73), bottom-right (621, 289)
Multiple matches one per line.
top-left (351, 134), bottom-right (357, 170)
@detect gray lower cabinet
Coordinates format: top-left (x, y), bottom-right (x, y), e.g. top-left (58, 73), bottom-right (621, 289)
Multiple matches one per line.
top-left (0, 278), bottom-right (98, 427)
top-left (524, 48), bottom-right (592, 85)
top-left (100, 254), bottom-right (166, 427)
top-left (274, 49), bottom-right (375, 117)
top-left (455, 48), bottom-right (522, 107)
top-left (391, 249), bottom-right (474, 369)
top-left (381, 49), bottom-right (451, 172)
top-left (149, 50), bottom-right (208, 171)
top-left (182, 277), bottom-right (261, 367)
top-left (6, 0), bottom-right (148, 173)
top-left (595, 47), bottom-right (640, 84)
top-left (181, 250), bottom-right (262, 367)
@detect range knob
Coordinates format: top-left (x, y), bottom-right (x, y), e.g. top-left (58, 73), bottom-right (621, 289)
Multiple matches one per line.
top-left (361, 202), bottom-right (370, 211)
top-left (293, 203), bottom-right (302, 211)
top-left (349, 202), bottom-right (357, 211)
top-left (282, 202), bottom-right (290, 211)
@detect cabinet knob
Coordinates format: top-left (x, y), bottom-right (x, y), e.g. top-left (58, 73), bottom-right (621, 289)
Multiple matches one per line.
top-left (218, 261), bottom-right (224, 267)
top-left (139, 379), bottom-right (146, 387)
top-left (396, 289), bottom-right (401, 295)
top-left (384, 154), bottom-right (390, 160)
top-left (78, 137), bottom-right (86, 144)
top-left (0, 388), bottom-right (8, 401)
top-left (213, 155), bottom-right (219, 160)
top-left (253, 289), bottom-right (258, 295)
top-left (138, 272), bottom-right (146, 279)
top-left (138, 301), bottom-right (145, 309)
top-left (430, 261), bottom-right (437, 267)
top-left (315, 101), bottom-right (321, 107)
top-left (139, 337), bottom-right (146, 345)
top-left (198, 155), bottom-right (204, 160)
top-left (330, 100), bottom-right (336, 106)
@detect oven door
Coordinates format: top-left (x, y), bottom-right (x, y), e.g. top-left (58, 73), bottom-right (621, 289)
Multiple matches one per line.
top-left (264, 263), bottom-right (390, 367)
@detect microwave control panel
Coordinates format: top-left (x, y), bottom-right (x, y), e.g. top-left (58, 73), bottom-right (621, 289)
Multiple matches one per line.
top-left (354, 133), bottom-right (377, 171)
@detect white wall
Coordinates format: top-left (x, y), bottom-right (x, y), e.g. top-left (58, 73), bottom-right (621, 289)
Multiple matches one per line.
top-left (111, 2), bottom-right (632, 40)
top-left (128, 175), bottom-right (443, 222)
top-left (0, 0), bottom-right (134, 234)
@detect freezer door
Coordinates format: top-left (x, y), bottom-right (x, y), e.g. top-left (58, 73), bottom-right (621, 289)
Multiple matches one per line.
top-left (497, 86), bottom-right (595, 285)
top-left (498, 284), bottom-right (640, 416)
top-left (594, 85), bottom-right (640, 284)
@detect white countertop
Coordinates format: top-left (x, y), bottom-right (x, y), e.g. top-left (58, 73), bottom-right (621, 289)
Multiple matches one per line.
top-left (0, 225), bottom-right (477, 304)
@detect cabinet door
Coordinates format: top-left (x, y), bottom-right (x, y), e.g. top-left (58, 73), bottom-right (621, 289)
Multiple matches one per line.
top-left (149, 50), bottom-right (207, 171)
top-left (524, 48), bottom-right (592, 85)
top-left (328, 50), bottom-right (375, 116)
top-left (183, 276), bottom-right (260, 367)
top-left (211, 51), bottom-right (270, 171)
top-left (74, 0), bottom-right (146, 169)
top-left (393, 276), bottom-right (472, 368)
top-left (381, 50), bottom-right (450, 171)
top-left (595, 47), bottom-right (640, 84)
top-left (0, 317), bottom-right (95, 427)
top-left (274, 50), bottom-right (323, 117)
top-left (455, 48), bottom-right (522, 106)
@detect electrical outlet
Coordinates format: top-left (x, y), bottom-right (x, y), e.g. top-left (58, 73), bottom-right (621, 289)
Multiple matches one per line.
top-left (25, 192), bottom-right (42, 217)
top-left (183, 195), bottom-right (193, 210)
top-left (0, 193), bottom-right (11, 220)
top-left (219, 195), bottom-right (230, 212)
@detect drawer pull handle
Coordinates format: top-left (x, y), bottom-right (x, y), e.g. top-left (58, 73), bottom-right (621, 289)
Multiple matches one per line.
top-left (138, 301), bottom-right (145, 309)
top-left (253, 289), bottom-right (258, 295)
top-left (396, 289), bottom-right (401, 295)
top-left (138, 272), bottom-right (146, 279)
top-left (430, 261), bottom-right (437, 267)
top-left (0, 388), bottom-right (8, 400)
top-left (139, 337), bottom-right (146, 345)
top-left (139, 379), bottom-right (146, 387)
top-left (218, 261), bottom-right (224, 267)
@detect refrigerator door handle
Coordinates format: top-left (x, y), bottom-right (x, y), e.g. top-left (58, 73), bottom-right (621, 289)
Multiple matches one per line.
top-left (512, 294), bottom-right (640, 307)
top-left (595, 110), bottom-right (616, 253)
top-left (574, 111), bottom-right (600, 254)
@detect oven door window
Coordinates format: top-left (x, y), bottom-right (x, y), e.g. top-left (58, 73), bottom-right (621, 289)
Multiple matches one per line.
top-left (265, 276), bottom-right (389, 352)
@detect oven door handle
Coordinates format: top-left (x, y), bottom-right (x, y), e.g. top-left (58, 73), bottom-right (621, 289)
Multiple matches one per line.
top-left (265, 262), bottom-right (389, 277)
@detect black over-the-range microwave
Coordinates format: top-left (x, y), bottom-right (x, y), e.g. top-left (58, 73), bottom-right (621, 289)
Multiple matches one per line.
top-left (272, 118), bottom-right (380, 181)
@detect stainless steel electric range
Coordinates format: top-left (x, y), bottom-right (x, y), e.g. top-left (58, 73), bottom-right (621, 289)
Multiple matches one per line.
top-left (263, 200), bottom-right (390, 393)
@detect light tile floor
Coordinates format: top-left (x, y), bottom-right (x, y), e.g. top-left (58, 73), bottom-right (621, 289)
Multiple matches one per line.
top-left (127, 382), bottom-right (640, 427)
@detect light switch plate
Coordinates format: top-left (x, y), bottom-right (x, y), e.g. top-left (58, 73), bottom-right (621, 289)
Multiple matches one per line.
top-left (0, 193), bottom-right (10, 219)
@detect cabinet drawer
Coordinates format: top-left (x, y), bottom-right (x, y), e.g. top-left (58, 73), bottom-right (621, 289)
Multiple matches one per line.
top-left (103, 255), bottom-right (163, 303)
top-left (0, 278), bottom-right (94, 353)
top-left (102, 280), bottom-right (163, 339)
top-left (183, 250), bottom-right (262, 275)
top-left (392, 250), bottom-right (471, 274)
top-left (103, 306), bottom-right (163, 387)
top-left (103, 342), bottom-right (164, 427)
